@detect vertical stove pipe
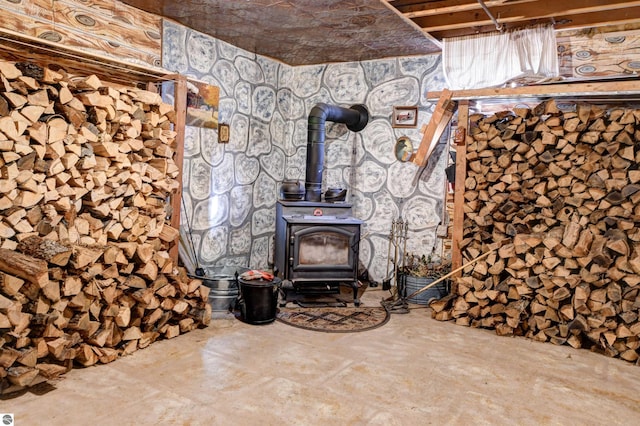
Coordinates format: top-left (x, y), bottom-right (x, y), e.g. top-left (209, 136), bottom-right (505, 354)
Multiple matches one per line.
top-left (305, 103), bottom-right (369, 202)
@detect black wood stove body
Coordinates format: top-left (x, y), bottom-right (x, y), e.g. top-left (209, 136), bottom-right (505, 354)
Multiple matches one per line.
top-left (275, 200), bottom-right (363, 305)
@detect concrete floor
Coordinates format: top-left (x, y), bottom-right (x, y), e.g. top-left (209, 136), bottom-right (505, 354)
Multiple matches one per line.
top-left (5, 287), bottom-right (640, 425)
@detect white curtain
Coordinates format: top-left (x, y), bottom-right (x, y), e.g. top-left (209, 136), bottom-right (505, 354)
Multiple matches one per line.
top-left (443, 24), bottom-right (559, 90)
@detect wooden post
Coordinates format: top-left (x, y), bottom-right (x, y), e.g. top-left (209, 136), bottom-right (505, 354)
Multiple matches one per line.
top-left (451, 100), bottom-right (469, 277)
top-left (169, 75), bottom-right (187, 264)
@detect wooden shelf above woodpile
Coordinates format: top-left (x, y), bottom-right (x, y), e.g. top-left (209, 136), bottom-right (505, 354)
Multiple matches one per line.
top-left (0, 28), bottom-right (175, 87)
top-left (427, 78), bottom-right (640, 102)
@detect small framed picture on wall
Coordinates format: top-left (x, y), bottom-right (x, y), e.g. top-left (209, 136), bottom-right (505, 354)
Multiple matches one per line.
top-left (392, 106), bottom-right (418, 128)
top-left (218, 123), bottom-right (230, 143)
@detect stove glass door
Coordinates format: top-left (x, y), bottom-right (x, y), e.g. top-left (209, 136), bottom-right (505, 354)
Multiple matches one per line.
top-left (289, 224), bottom-right (359, 279)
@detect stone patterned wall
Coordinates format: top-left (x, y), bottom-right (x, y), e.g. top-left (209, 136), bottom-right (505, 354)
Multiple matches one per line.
top-left (163, 20), bottom-right (449, 282)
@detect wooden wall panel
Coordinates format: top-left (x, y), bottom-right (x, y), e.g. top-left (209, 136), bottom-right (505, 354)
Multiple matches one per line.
top-left (0, 0), bottom-right (161, 67)
top-left (0, 0), bottom-right (54, 21)
top-left (557, 30), bottom-right (640, 79)
top-left (0, 9), bottom-right (52, 38)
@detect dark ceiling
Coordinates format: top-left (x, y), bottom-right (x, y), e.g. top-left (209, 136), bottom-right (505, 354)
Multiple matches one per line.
top-left (119, 0), bottom-right (640, 66)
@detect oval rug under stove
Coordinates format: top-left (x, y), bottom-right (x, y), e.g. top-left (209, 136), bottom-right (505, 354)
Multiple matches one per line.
top-left (276, 306), bottom-right (390, 333)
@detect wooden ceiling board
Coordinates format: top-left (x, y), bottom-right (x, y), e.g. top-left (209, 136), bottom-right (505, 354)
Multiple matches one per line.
top-left (117, 0), bottom-right (441, 65)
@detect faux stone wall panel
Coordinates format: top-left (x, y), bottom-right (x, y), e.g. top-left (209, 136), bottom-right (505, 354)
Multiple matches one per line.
top-left (325, 122), bottom-right (350, 140)
top-left (324, 168), bottom-right (344, 190)
top-left (192, 195), bottom-right (229, 230)
top-left (362, 59), bottom-right (397, 86)
top-left (211, 154), bottom-right (235, 195)
top-left (421, 73), bottom-right (448, 101)
top-left (284, 147), bottom-right (307, 180)
top-left (252, 172), bottom-right (277, 209)
top-left (291, 120), bottom-right (308, 150)
top-left (235, 154), bottom-right (260, 185)
top-left (368, 191), bottom-right (400, 234)
top-left (286, 65), bottom-right (324, 98)
top-left (251, 208), bottom-right (275, 236)
top-left (163, 24), bottom-right (188, 73)
top-left (401, 196), bottom-right (440, 231)
top-left (260, 148), bottom-right (285, 182)
top-left (212, 59), bottom-right (241, 93)
top-left (400, 56), bottom-right (441, 78)
top-left (366, 77), bottom-right (420, 116)
top-left (219, 97), bottom-right (238, 121)
top-left (324, 63), bottom-right (368, 104)
top-left (200, 128), bottom-right (225, 167)
top-left (218, 38), bottom-right (251, 61)
top-left (164, 20), bottom-right (447, 281)
top-left (358, 238), bottom-right (372, 273)
top-left (183, 126), bottom-right (201, 158)
top-left (350, 159), bottom-right (386, 193)
top-left (257, 56), bottom-right (279, 83)
top-left (325, 138), bottom-right (354, 168)
top-left (181, 161), bottom-right (191, 189)
top-left (235, 56), bottom-right (264, 84)
top-left (189, 158), bottom-right (212, 200)
top-left (187, 32), bottom-right (217, 73)
top-left (276, 88), bottom-right (305, 120)
top-left (246, 120), bottom-right (272, 157)
top-left (303, 87), bottom-right (333, 112)
top-left (234, 81), bottom-right (252, 115)
top-left (269, 112), bottom-right (291, 153)
top-left (368, 235), bottom-right (393, 283)
top-left (230, 224), bottom-right (252, 255)
top-left (180, 192), bottom-right (193, 228)
top-left (252, 86), bottom-right (276, 121)
top-left (228, 114), bottom-right (250, 153)
top-left (200, 226), bottom-right (228, 263)
top-left (405, 230), bottom-right (437, 257)
top-left (249, 236), bottom-right (270, 269)
top-left (386, 162), bottom-right (419, 199)
top-left (350, 189), bottom-right (374, 221)
top-left (362, 120), bottom-right (395, 165)
top-left (229, 185), bottom-right (253, 227)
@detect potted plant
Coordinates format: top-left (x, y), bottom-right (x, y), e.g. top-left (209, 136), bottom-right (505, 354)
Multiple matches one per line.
top-left (399, 248), bottom-right (451, 305)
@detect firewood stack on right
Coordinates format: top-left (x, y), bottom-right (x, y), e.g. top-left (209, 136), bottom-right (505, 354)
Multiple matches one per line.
top-left (431, 99), bottom-right (640, 364)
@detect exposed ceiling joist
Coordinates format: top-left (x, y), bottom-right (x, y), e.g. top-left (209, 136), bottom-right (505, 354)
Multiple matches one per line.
top-left (388, 0), bottom-right (640, 41)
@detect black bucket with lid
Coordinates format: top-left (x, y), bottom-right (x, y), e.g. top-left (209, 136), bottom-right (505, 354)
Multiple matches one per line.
top-left (238, 277), bottom-right (281, 324)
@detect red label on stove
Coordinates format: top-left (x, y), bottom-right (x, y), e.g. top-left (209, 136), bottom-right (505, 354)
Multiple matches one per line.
top-left (313, 208), bottom-right (323, 216)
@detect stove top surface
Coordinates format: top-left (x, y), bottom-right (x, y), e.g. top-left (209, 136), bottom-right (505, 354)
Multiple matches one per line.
top-left (283, 214), bottom-right (363, 225)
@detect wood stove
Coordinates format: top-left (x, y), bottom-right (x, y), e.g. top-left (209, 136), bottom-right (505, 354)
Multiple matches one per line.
top-left (275, 200), bottom-right (363, 305)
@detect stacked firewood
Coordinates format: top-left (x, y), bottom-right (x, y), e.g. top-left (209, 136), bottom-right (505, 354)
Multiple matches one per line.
top-left (0, 59), bottom-right (211, 393)
top-left (433, 99), bottom-right (640, 364)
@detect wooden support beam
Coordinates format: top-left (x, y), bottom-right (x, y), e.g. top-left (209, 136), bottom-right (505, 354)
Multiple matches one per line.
top-left (451, 101), bottom-right (469, 280)
top-left (169, 75), bottom-right (187, 264)
top-left (411, 89), bottom-right (456, 167)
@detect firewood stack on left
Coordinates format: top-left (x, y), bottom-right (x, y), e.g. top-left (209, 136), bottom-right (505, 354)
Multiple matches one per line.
top-left (0, 59), bottom-right (211, 394)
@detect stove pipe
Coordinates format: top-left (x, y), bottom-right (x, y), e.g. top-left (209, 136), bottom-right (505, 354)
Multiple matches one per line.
top-left (305, 103), bottom-right (369, 202)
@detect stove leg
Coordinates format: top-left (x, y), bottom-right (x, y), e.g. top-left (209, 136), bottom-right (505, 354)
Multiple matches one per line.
top-left (350, 281), bottom-right (360, 307)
